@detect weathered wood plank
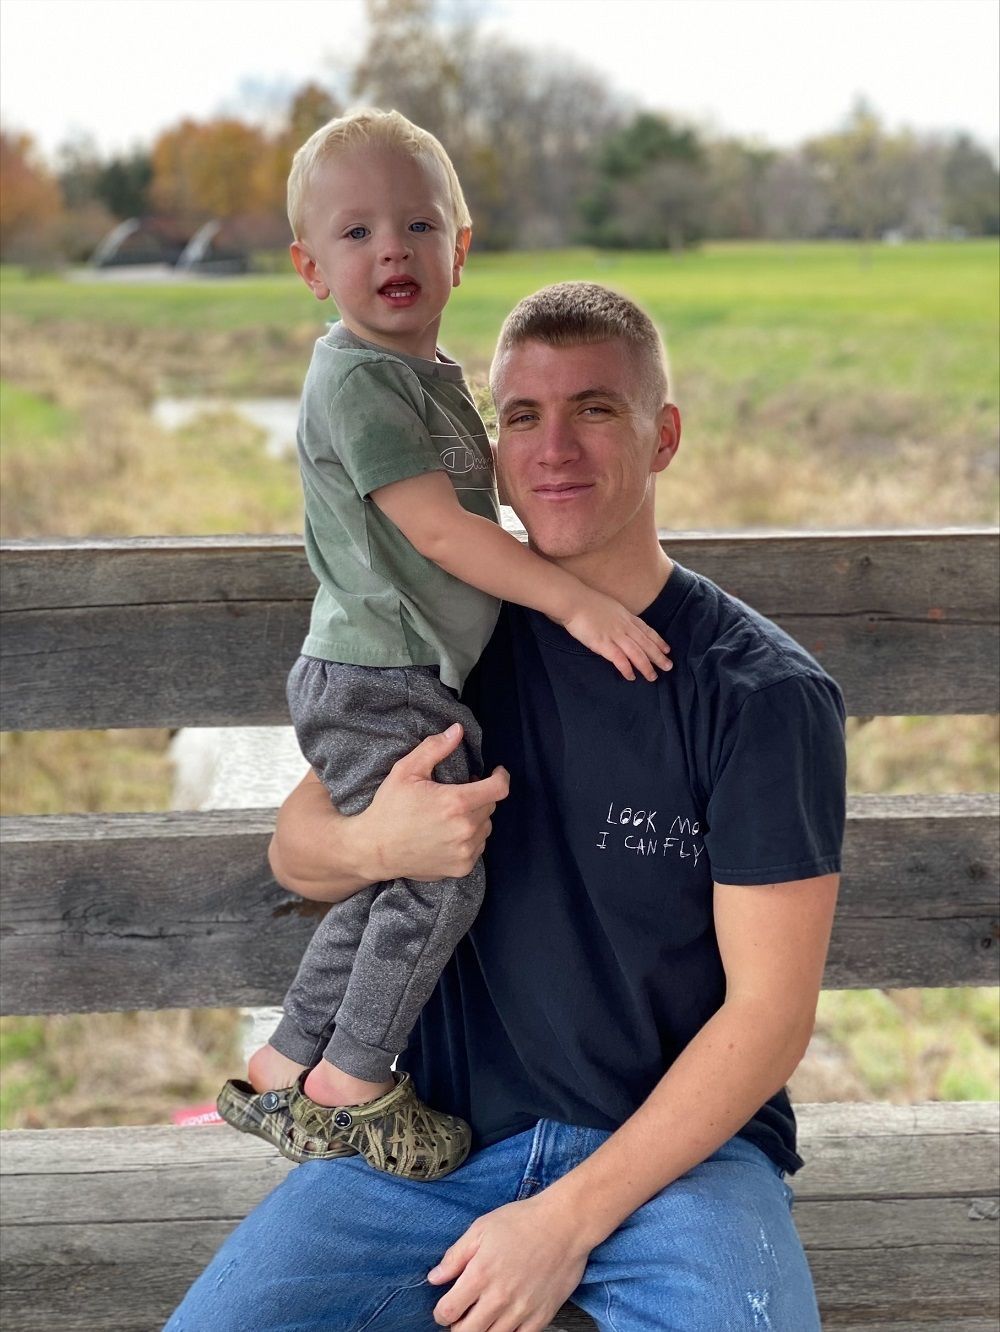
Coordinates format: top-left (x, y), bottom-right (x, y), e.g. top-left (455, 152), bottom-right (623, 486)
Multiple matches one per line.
top-left (1, 1105), bottom-right (996, 1332)
top-left (1, 796), bottom-right (997, 1015)
top-left (3, 530), bottom-right (997, 728)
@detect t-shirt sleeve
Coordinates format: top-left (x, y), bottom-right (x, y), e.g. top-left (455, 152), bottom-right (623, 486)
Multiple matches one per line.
top-left (704, 672), bottom-right (847, 885)
top-left (323, 359), bottom-right (447, 499)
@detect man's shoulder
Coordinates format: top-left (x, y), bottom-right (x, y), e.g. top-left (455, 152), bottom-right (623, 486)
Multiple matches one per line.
top-left (674, 566), bottom-right (842, 711)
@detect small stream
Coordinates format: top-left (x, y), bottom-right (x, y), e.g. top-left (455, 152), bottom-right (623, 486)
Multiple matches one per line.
top-left (153, 396), bottom-right (301, 458)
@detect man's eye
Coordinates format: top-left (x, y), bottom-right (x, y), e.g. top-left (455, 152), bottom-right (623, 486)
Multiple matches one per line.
top-left (410, 221), bottom-right (431, 233)
top-left (582, 405), bottom-right (610, 416)
top-left (345, 226), bottom-right (369, 240)
top-left (507, 413), bottom-right (535, 426)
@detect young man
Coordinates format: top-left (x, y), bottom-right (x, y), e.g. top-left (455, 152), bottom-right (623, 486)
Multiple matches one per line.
top-left (168, 282), bottom-right (845, 1332)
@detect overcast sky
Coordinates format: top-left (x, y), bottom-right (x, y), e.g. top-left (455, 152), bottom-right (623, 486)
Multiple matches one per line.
top-left (2, 0), bottom-right (997, 162)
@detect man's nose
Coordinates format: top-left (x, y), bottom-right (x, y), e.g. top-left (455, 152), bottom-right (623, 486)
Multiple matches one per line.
top-left (536, 419), bottom-right (581, 465)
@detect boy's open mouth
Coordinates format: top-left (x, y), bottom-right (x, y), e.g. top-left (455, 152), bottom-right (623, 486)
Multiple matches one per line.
top-left (378, 276), bottom-right (420, 304)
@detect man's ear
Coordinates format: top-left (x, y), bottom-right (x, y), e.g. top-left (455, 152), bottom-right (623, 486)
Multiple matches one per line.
top-left (452, 227), bottom-right (472, 287)
top-left (652, 403), bottom-right (681, 474)
top-left (290, 241), bottom-right (330, 301)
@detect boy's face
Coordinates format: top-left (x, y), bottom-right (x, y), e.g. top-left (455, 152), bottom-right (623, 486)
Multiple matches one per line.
top-left (291, 147), bottom-right (470, 360)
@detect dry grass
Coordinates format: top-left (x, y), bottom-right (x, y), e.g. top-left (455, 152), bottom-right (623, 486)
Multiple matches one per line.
top-left (0, 1010), bottom-right (242, 1129)
top-left (0, 729), bottom-right (174, 816)
top-left (0, 318), bottom-right (303, 540)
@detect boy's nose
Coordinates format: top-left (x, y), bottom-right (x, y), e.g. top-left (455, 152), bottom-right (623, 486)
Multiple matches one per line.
top-left (380, 237), bottom-right (413, 262)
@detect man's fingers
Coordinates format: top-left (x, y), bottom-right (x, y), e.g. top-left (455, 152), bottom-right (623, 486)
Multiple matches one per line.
top-left (390, 724), bottom-right (464, 781)
top-left (449, 765), bottom-right (510, 810)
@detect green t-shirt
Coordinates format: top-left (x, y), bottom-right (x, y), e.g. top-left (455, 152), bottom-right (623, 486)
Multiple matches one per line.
top-left (297, 322), bottom-right (501, 692)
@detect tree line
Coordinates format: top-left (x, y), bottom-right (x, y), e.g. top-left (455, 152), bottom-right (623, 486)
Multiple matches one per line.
top-left (2, 0), bottom-right (997, 262)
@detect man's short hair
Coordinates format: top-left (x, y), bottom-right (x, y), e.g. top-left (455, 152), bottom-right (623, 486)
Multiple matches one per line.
top-left (287, 107), bottom-right (472, 240)
top-left (491, 281), bottom-right (670, 412)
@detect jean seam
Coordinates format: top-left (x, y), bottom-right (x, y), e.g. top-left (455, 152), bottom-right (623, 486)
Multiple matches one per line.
top-left (353, 1274), bottom-right (429, 1332)
top-left (516, 1121), bottom-right (547, 1200)
top-left (602, 1279), bottom-right (620, 1332)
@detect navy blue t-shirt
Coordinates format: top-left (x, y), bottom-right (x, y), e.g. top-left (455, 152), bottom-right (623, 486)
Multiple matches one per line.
top-left (398, 561), bottom-right (847, 1173)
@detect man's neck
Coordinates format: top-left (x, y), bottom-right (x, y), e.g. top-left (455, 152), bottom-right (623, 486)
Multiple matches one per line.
top-left (555, 536), bottom-right (673, 615)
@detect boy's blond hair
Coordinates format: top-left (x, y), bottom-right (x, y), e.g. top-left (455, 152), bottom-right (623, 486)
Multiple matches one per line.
top-left (287, 107), bottom-right (472, 240)
top-left (491, 282), bottom-right (671, 412)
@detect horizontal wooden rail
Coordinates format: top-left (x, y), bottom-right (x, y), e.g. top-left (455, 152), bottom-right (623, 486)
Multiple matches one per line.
top-left (1, 1103), bottom-right (996, 1331)
top-left (2, 530), bottom-right (997, 729)
top-left (1, 795), bottom-right (997, 1015)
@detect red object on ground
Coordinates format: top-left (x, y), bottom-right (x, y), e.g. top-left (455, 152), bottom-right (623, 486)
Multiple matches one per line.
top-left (171, 1103), bottom-right (224, 1127)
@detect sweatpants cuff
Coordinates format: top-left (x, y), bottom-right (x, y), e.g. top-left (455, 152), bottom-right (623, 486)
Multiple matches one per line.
top-left (270, 1015), bottom-right (328, 1068)
top-left (323, 1025), bottom-right (396, 1084)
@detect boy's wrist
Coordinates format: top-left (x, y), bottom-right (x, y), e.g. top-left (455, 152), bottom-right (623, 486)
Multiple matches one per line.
top-left (534, 563), bottom-right (582, 625)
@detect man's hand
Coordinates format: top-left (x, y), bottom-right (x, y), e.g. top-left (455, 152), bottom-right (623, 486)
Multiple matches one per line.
top-left (427, 1195), bottom-right (589, 1331)
top-left (366, 724), bottom-right (509, 883)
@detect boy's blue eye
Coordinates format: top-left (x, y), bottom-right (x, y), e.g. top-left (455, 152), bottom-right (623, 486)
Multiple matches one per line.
top-left (346, 226), bottom-right (369, 240)
top-left (409, 221), bottom-right (431, 233)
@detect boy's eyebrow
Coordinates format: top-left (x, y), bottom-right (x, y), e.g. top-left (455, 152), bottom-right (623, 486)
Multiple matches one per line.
top-left (329, 200), bottom-right (448, 222)
top-left (499, 387), bottom-right (629, 416)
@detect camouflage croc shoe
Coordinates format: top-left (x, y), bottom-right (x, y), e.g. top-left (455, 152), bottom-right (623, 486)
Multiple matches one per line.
top-left (216, 1079), bottom-right (357, 1164)
top-left (288, 1070), bottom-right (471, 1181)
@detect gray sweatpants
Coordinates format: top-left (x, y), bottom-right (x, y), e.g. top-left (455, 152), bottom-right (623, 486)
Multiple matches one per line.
top-left (269, 656), bottom-right (485, 1083)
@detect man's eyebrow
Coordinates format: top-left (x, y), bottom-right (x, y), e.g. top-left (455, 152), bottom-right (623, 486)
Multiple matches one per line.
top-left (497, 396), bottom-right (540, 417)
top-left (498, 387), bottom-right (628, 416)
top-left (568, 386), bottom-right (628, 406)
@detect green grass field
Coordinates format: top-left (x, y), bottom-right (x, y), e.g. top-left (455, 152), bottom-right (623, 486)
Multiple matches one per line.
top-left (1, 242), bottom-right (997, 1125)
top-left (5, 241), bottom-right (998, 399)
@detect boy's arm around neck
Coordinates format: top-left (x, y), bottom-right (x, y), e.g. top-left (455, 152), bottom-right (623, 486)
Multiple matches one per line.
top-left (372, 469), bottom-right (576, 619)
top-left (372, 471), bottom-right (671, 682)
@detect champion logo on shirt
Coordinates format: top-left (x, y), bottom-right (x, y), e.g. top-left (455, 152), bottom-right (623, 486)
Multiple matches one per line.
top-left (439, 442), bottom-right (492, 474)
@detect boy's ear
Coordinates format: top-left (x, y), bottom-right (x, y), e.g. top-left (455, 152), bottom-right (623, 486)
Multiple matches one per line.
top-left (452, 227), bottom-right (472, 288)
top-left (290, 240), bottom-right (330, 301)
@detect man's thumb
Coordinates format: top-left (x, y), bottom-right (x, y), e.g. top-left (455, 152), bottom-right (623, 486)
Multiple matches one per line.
top-left (394, 723), bottom-right (463, 779)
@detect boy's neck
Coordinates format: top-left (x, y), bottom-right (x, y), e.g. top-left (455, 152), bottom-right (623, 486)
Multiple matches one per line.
top-left (340, 314), bottom-right (443, 363)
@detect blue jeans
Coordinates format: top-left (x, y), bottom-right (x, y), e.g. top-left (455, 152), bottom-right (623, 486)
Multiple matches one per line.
top-left (165, 1121), bottom-right (819, 1331)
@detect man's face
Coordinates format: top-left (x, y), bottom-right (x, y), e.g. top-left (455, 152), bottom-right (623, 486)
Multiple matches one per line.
top-left (290, 147), bottom-right (470, 361)
top-left (493, 339), bottom-right (680, 561)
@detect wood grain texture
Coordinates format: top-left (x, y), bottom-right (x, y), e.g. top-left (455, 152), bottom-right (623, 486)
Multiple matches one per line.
top-left (1, 795), bottom-right (997, 1016)
top-left (1, 1105), bottom-right (996, 1332)
top-left (3, 530), bottom-right (997, 729)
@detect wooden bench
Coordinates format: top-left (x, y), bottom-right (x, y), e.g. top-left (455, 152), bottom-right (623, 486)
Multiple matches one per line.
top-left (2, 530), bottom-right (998, 1332)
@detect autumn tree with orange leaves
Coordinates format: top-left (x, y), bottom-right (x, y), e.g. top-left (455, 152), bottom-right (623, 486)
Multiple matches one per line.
top-left (0, 131), bottom-right (64, 258)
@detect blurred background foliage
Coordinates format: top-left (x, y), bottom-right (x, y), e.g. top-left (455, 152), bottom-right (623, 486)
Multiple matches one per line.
top-left (1, 0), bottom-right (998, 264)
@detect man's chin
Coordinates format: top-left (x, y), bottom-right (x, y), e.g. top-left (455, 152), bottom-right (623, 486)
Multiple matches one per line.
top-left (522, 529), bottom-right (590, 561)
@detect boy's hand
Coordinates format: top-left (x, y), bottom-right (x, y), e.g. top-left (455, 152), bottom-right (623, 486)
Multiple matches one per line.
top-left (560, 590), bottom-right (672, 681)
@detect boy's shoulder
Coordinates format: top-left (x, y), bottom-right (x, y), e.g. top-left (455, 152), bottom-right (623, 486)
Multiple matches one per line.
top-left (303, 331), bottom-right (423, 410)
top-left (304, 322), bottom-right (466, 407)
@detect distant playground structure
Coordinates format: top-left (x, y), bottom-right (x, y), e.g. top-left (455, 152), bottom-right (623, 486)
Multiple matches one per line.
top-left (91, 217), bottom-right (249, 275)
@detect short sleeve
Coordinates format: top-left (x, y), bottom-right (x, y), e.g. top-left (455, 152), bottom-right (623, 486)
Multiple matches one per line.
top-left (704, 673), bottom-right (847, 885)
top-left (324, 359), bottom-right (447, 499)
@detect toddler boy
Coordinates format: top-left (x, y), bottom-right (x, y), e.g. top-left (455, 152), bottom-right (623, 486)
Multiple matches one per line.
top-left (217, 109), bottom-right (670, 1180)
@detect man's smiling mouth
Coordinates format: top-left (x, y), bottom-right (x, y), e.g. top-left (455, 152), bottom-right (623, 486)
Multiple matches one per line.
top-left (533, 482), bottom-right (594, 501)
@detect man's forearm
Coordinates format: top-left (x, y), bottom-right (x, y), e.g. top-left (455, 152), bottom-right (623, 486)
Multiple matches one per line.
top-left (268, 773), bottom-right (374, 903)
top-left (538, 997), bottom-right (813, 1249)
